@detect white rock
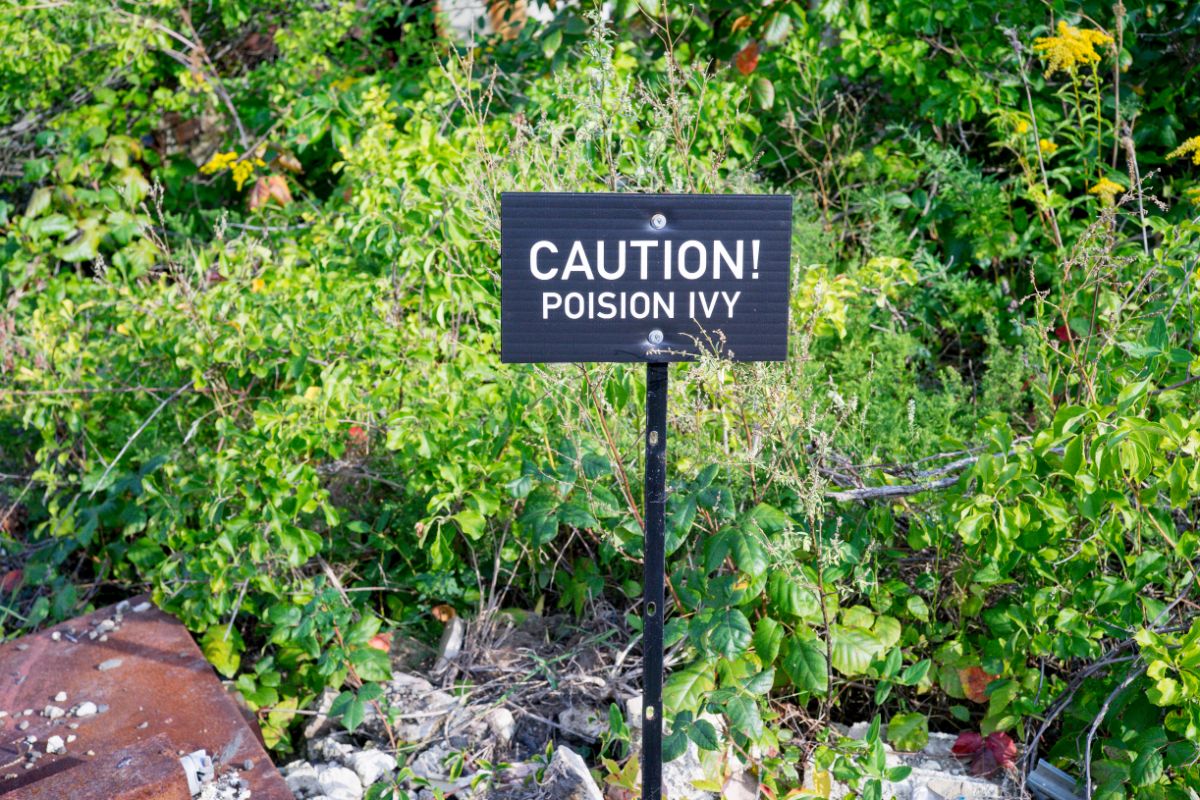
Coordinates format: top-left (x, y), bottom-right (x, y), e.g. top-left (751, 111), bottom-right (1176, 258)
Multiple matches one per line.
top-left (662, 740), bottom-right (716, 800)
top-left (283, 761), bottom-right (323, 796)
top-left (544, 745), bottom-right (604, 800)
top-left (74, 702), bottom-right (98, 718)
top-left (347, 749), bottom-right (396, 786)
top-left (308, 737), bottom-right (354, 765)
top-left (53, 692), bottom-right (67, 703)
top-left (43, 706), bottom-right (65, 720)
top-left (433, 616), bottom-right (466, 674)
top-left (486, 707), bottom-right (516, 744)
top-left (45, 736), bottom-right (65, 755)
top-left (317, 765), bottom-right (363, 800)
top-left (410, 744), bottom-right (453, 782)
top-left (558, 705), bottom-right (607, 741)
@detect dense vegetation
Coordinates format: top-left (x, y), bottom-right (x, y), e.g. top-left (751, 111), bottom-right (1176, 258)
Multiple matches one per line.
top-left (2, 1), bottom-right (1200, 797)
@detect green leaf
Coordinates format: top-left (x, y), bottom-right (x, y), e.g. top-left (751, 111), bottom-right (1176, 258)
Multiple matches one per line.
top-left (830, 625), bottom-right (882, 676)
top-left (664, 660), bottom-right (715, 713)
top-left (709, 609), bottom-right (752, 660)
top-left (887, 712), bottom-right (928, 752)
top-left (732, 532), bottom-right (768, 578)
top-left (906, 595), bottom-right (929, 621)
top-left (753, 616), bottom-right (783, 665)
top-left (1131, 747), bottom-right (1164, 786)
top-left (663, 725), bottom-right (689, 762)
top-left (200, 625), bottom-right (244, 678)
top-left (688, 718), bottom-right (721, 750)
top-left (723, 694), bottom-right (763, 739)
top-left (752, 77), bottom-right (775, 110)
top-left (781, 635), bottom-right (828, 692)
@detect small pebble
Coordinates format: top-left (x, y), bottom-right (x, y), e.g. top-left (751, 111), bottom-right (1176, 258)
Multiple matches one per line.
top-left (45, 736), bottom-right (64, 755)
top-left (243, 759), bottom-right (253, 770)
top-left (99, 635), bottom-right (108, 643)
top-left (0, 711), bottom-right (8, 718)
top-left (50, 632), bottom-right (61, 642)
top-left (54, 692), bottom-right (67, 703)
top-left (17, 721), bottom-right (28, 731)
top-left (22, 709), bottom-right (33, 716)
top-left (136, 721), bottom-right (148, 730)
top-left (133, 602), bottom-right (152, 613)
top-left (24, 736), bottom-right (37, 744)
top-left (16, 644), bottom-right (28, 651)
top-left (96, 658), bottom-right (123, 672)
top-left (68, 723), bottom-right (79, 730)
top-left (43, 705), bottom-right (64, 720)
top-left (66, 735), bottom-right (76, 744)
top-left (86, 750), bottom-right (95, 757)
top-left (74, 702), bottom-right (98, 718)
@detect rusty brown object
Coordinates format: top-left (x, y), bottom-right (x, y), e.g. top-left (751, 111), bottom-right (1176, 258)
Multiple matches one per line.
top-left (0, 734), bottom-right (192, 800)
top-left (0, 596), bottom-right (292, 800)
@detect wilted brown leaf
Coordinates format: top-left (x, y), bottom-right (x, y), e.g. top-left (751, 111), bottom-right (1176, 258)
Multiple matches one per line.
top-left (734, 41), bottom-right (760, 76)
top-left (248, 174), bottom-right (293, 210)
top-left (958, 665), bottom-right (995, 703)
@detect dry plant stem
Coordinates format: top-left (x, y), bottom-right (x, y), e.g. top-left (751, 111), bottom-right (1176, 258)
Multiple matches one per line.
top-left (580, 365), bottom-right (643, 531)
top-left (1007, 30), bottom-right (1063, 250)
top-left (330, 618), bottom-right (398, 753)
top-left (1084, 664), bottom-right (1146, 800)
top-left (1122, 130), bottom-right (1150, 257)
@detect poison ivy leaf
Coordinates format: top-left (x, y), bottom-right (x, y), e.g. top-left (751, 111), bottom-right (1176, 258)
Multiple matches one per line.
top-left (830, 625), bottom-right (882, 676)
top-left (664, 660), bottom-right (715, 713)
top-left (732, 532), bottom-right (768, 578)
top-left (688, 718), bottom-right (721, 750)
top-left (200, 625), bottom-right (244, 678)
top-left (781, 635), bottom-right (828, 692)
top-left (709, 609), bottom-right (752, 659)
top-left (723, 694), bottom-right (762, 739)
top-left (887, 712), bottom-right (928, 752)
top-left (753, 616), bottom-right (783, 665)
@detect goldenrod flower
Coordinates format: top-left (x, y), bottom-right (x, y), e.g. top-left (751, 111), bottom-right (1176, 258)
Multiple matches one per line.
top-left (1186, 186), bottom-right (1200, 206)
top-left (200, 151), bottom-right (237, 175)
top-left (1167, 135), bottom-right (1200, 166)
top-left (1033, 20), bottom-right (1113, 77)
top-left (1088, 177), bottom-right (1124, 205)
top-left (1039, 138), bottom-right (1058, 155)
top-left (1015, 119), bottom-right (1030, 135)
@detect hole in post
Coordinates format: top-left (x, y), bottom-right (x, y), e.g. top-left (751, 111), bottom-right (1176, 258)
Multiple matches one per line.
top-left (649, 431), bottom-right (659, 446)
top-left (645, 705), bottom-right (656, 720)
top-left (646, 602), bottom-right (656, 617)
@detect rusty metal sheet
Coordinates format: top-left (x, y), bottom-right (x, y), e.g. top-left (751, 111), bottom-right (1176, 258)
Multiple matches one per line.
top-left (0, 734), bottom-right (191, 800)
top-left (0, 596), bottom-right (292, 800)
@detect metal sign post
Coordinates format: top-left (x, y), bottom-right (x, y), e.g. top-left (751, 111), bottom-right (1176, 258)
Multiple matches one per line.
top-left (499, 191), bottom-right (792, 800)
top-left (641, 361), bottom-right (668, 800)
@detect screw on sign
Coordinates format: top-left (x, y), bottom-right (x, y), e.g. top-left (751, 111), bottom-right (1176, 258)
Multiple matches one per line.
top-left (500, 192), bottom-right (792, 799)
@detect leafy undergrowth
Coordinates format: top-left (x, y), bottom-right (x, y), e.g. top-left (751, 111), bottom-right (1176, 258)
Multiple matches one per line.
top-left (2, 1), bottom-right (1200, 798)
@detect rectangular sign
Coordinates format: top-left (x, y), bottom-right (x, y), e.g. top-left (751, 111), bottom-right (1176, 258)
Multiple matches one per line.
top-left (500, 192), bottom-right (792, 363)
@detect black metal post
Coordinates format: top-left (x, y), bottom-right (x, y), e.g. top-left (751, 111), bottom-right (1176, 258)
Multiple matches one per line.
top-left (642, 362), bottom-right (668, 800)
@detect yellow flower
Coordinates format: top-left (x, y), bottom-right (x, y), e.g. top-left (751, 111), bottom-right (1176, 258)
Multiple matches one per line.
top-left (1015, 119), bottom-right (1030, 135)
top-left (1088, 177), bottom-right (1124, 205)
top-left (1033, 20), bottom-right (1113, 77)
top-left (331, 76), bottom-right (356, 92)
top-left (1186, 186), bottom-right (1200, 206)
top-left (200, 151), bottom-right (237, 175)
top-left (201, 149), bottom-right (267, 190)
top-left (251, 277), bottom-right (265, 293)
top-left (303, 386), bottom-right (321, 402)
top-left (1167, 135), bottom-right (1200, 166)
top-left (1039, 138), bottom-right (1058, 155)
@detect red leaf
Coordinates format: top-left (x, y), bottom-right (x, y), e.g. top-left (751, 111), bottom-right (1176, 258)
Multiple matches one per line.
top-left (985, 732), bottom-right (1017, 769)
top-left (348, 425), bottom-right (367, 445)
top-left (958, 666), bottom-right (995, 703)
top-left (735, 41), bottom-right (760, 76)
top-left (367, 632), bottom-right (392, 652)
top-left (0, 569), bottom-right (22, 595)
top-left (1053, 324), bottom-right (1071, 342)
top-left (952, 731), bottom-right (984, 757)
top-left (952, 731), bottom-right (1016, 777)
